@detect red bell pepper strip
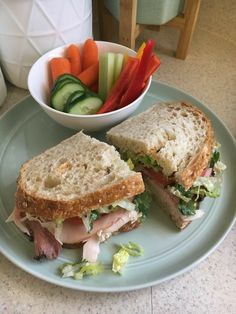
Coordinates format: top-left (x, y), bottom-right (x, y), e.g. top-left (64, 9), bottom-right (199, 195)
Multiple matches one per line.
top-left (118, 39), bottom-right (155, 108)
top-left (144, 54), bottom-right (160, 82)
top-left (97, 57), bottom-right (139, 114)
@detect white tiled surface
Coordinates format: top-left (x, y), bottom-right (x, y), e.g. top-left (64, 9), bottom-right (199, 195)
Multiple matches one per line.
top-left (0, 0), bottom-right (236, 313)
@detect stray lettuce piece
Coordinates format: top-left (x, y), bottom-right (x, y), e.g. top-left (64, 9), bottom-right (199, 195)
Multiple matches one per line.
top-left (112, 242), bottom-right (144, 274)
top-left (134, 190), bottom-right (152, 219)
top-left (74, 262), bottom-right (104, 280)
top-left (59, 261), bottom-right (104, 280)
top-left (112, 248), bottom-right (129, 274)
top-left (120, 241), bottom-right (144, 256)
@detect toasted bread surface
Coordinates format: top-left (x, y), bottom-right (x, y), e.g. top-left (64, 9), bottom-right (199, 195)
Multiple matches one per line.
top-left (16, 132), bottom-right (144, 220)
top-left (107, 101), bottom-right (214, 189)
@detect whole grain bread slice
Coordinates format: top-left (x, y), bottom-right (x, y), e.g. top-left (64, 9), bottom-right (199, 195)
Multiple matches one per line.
top-left (107, 101), bottom-right (214, 189)
top-left (16, 132), bottom-right (144, 220)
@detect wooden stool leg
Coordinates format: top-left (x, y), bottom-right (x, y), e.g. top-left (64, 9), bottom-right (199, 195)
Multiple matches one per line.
top-left (97, 0), bottom-right (116, 42)
top-left (119, 0), bottom-right (137, 49)
top-left (176, 0), bottom-right (201, 59)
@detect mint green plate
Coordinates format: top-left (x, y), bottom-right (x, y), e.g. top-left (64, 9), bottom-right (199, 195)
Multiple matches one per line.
top-left (0, 80), bottom-right (235, 292)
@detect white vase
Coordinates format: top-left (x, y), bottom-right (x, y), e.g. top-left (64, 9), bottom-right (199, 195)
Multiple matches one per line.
top-left (0, 0), bottom-right (93, 89)
top-left (0, 66), bottom-right (7, 106)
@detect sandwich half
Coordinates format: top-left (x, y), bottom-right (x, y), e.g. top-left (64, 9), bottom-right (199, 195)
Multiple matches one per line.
top-left (7, 132), bottom-right (149, 262)
top-left (107, 102), bottom-right (226, 229)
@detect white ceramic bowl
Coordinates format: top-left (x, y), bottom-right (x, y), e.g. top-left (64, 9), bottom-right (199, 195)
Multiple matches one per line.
top-left (28, 41), bottom-right (151, 131)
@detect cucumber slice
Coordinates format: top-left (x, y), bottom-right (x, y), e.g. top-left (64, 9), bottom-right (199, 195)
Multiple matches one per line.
top-left (64, 90), bottom-right (85, 112)
top-left (98, 52), bottom-right (115, 101)
top-left (55, 74), bottom-right (81, 85)
top-left (52, 74), bottom-right (84, 92)
top-left (51, 82), bottom-right (85, 111)
top-left (68, 97), bottom-right (103, 115)
top-left (113, 53), bottom-right (124, 85)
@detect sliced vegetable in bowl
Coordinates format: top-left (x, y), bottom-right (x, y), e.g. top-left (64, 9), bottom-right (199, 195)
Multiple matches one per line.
top-left (50, 73), bottom-right (103, 114)
top-left (28, 40), bottom-right (158, 130)
top-left (48, 38), bottom-right (160, 116)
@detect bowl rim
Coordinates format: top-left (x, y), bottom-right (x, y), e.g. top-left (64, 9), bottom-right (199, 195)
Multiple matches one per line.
top-left (28, 40), bottom-right (152, 119)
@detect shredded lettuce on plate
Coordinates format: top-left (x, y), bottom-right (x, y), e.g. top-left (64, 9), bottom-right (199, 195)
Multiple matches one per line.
top-left (59, 261), bottom-right (104, 280)
top-left (112, 242), bottom-right (143, 274)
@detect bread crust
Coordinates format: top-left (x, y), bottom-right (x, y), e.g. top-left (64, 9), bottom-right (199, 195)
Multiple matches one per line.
top-left (16, 173), bottom-right (144, 220)
top-left (175, 102), bottom-right (214, 189)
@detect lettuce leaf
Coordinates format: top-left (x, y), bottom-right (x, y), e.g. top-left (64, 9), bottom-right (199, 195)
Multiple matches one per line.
top-left (112, 242), bottom-right (143, 274)
top-left (59, 261), bottom-right (104, 280)
top-left (134, 190), bottom-right (152, 219)
top-left (112, 248), bottom-right (129, 274)
top-left (178, 199), bottom-right (196, 216)
top-left (123, 151), bottom-right (161, 171)
top-left (192, 176), bottom-right (222, 198)
top-left (82, 210), bottom-right (100, 232)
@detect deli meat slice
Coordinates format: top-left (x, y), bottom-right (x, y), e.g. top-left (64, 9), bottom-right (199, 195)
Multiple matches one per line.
top-left (26, 220), bottom-right (62, 260)
top-left (9, 207), bottom-right (139, 262)
top-left (60, 208), bottom-right (129, 244)
top-left (82, 235), bottom-right (100, 263)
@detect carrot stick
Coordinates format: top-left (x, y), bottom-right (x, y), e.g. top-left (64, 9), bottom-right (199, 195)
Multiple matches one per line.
top-left (82, 39), bottom-right (98, 70)
top-left (77, 61), bottom-right (99, 87)
top-left (49, 57), bottom-right (71, 82)
top-left (66, 44), bottom-right (82, 76)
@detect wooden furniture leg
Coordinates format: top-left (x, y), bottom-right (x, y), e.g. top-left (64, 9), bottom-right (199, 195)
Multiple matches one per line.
top-left (97, 0), bottom-right (201, 59)
top-left (97, 0), bottom-right (116, 42)
top-left (119, 0), bottom-right (138, 49)
top-left (176, 0), bottom-right (201, 59)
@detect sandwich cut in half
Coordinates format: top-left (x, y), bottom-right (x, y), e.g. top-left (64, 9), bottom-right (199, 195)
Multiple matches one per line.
top-left (107, 102), bottom-right (226, 229)
top-left (7, 132), bottom-right (149, 262)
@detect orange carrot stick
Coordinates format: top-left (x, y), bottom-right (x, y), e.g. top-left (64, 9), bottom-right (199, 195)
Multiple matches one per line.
top-left (49, 57), bottom-right (71, 82)
top-left (82, 39), bottom-right (98, 70)
top-left (77, 61), bottom-right (99, 87)
top-left (66, 44), bottom-right (82, 76)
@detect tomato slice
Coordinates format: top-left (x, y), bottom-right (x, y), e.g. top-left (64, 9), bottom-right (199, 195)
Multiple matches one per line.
top-left (142, 168), bottom-right (170, 187)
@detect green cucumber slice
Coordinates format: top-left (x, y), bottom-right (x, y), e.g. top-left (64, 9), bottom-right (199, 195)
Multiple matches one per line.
top-left (98, 52), bottom-right (115, 101)
top-left (64, 90), bottom-right (85, 112)
top-left (113, 53), bottom-right (124, 85)
top-left (51, 82), bottom-right (85, 111)
top-left (55, 74), bottom-right (81, 85)
top-left (68, 97), bottom-right (103, 115)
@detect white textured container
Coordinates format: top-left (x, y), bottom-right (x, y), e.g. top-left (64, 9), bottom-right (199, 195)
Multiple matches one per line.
top-left (0, 0), bottom-right (92, 89)
top-left (0, 67), bottom-right (7, 107)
